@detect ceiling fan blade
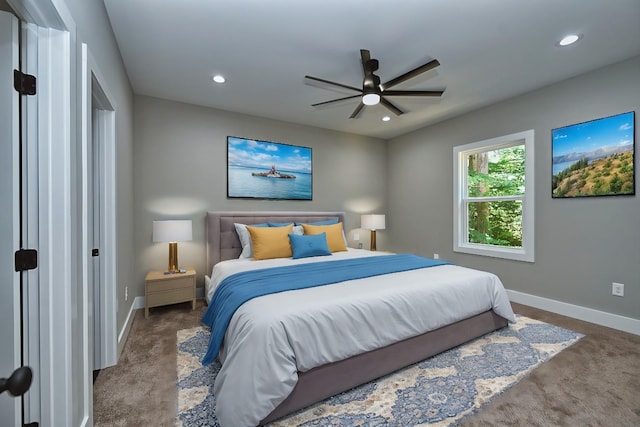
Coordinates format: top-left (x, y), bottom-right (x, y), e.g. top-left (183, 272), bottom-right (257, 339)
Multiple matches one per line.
top-left (311, 94), bottom-right (362, 107)
top-left (381, 89), bottom-right (444, 97)
top-left (360, 49), bottom-right (371, 66)
top-left (349, 102), bottom-right (365, 119)
top-left (380, 97), bottom-right (404, 116)
top-left (305, 75), bottom-right (361, 92)
top-left (382, 59), bottom-right (440, 90)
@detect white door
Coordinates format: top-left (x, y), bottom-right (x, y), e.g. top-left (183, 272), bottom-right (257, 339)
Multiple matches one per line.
top-left (0, 10), bottom-right (24, 427)
top-left (92, 105), bottom-right (102, 370)
top-left (84, 63), bottom-right (118, 370)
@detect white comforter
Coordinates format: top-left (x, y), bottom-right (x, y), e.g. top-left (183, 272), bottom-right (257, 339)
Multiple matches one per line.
top-left (205, 249), bottom-right (515, 427)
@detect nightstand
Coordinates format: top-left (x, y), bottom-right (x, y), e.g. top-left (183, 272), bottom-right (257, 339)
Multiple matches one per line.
top-left (145, 268), bottom-right (196, 318)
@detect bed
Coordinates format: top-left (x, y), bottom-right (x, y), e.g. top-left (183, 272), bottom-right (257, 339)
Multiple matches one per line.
top-left (203, 211), bottom-right (515, 426)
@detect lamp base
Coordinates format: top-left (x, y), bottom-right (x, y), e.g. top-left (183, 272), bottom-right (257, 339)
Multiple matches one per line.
top-left (370, 229), bottom-right (377, 251)
top-left (167, 242), bottom-right (179, 273)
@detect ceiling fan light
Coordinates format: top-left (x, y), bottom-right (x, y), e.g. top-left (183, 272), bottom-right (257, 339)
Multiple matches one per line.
top-left (362, 93), bottom-right (380, 106)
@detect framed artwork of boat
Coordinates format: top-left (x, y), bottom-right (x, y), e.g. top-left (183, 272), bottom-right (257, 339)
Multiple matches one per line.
top-left (227, 136), bottom-right (313, 200)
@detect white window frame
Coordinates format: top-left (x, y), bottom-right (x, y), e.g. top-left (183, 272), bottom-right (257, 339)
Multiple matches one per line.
top-left (453, 129), bottom-right (535, 262)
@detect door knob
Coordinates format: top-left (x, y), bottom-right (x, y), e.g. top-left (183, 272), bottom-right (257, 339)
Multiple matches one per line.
top-left (0, 366), bottom-right (32, 396)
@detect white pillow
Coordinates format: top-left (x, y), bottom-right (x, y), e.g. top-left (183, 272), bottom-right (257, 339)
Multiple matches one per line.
top-left (234, 223), bottom-right (254, 258)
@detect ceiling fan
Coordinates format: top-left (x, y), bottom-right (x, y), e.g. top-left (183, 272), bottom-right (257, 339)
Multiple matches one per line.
top-left (305, 49), bottom-right (444, 119)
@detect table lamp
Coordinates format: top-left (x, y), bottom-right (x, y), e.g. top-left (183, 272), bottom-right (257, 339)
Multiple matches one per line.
top-left (361, 214), bottom-right (386, 251)
top-left (153, 220), bottom-right (192, 273)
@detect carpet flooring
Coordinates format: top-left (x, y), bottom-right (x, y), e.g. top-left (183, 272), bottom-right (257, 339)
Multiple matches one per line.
top-left (93, 301), bottom-right (640, 426)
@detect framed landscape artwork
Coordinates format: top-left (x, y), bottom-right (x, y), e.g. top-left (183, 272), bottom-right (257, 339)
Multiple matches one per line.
top-left (227, 136), bottom-right (313, 200)
top-left (552, 111), bottom-right (635, 198)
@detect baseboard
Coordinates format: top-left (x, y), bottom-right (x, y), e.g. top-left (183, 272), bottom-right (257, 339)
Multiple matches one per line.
top-left (507, 289), bottom-right (639, 336)
top-left (117, 296), bottom-right (145, 357)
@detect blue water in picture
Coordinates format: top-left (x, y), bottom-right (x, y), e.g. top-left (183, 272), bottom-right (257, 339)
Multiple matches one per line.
top-left (552, 160), bottom-right (578, 175)
top-left (228, 166), bottom-right (312, 200)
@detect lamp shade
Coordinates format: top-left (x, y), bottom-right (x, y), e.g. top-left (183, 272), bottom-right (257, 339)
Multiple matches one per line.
top-left (361, 214), bottom-right (386, 230)
top-left (153, 220), bottom-right (193, 242)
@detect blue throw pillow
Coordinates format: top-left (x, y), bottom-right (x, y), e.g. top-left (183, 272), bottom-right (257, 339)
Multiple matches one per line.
top-left (268, 222), bottom-right (293, 227)
top-left (294, 218), bottom-right (339, 226)
top-left (288, 233), bottom-right (332, 259)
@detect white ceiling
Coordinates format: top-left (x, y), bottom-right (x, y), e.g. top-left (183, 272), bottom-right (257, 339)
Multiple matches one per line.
top-left (103, 0), bottom-right (640, 140)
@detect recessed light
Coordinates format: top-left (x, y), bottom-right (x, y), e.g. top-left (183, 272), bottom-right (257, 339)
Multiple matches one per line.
top-left (558, 34), bottom-right (582, 47)
top-left (382, 116), bottom-right (391, 122)
top-left (212, 75), bottom-right (226, 84)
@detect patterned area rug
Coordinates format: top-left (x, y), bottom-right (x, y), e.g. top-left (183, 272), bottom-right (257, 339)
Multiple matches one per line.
top-left (176, 316), bottom-right (583, 426)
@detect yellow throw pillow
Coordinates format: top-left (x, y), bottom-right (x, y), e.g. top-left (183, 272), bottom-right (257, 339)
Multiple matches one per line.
top-left (301, 222), bottom-right (347, 253)
top-left (246, 224), bottom-right (294, 260)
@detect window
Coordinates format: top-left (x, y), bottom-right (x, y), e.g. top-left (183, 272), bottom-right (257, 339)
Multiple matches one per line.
top-left (453, 130), bottom-right (535, 262)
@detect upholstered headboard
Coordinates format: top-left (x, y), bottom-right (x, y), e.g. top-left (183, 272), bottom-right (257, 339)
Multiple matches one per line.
top-left (206, 211), bottom-right (346, 275)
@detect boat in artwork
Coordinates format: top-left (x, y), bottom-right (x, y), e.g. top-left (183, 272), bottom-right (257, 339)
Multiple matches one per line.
top-left (252, 165), bottom-right (296, 179)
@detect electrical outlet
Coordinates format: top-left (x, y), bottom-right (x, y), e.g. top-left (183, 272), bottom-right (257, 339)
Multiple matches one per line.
top-left (358, 243), bottom-right (363, 249)
top-left (612, 282), bottom-right (624, 297)
top-left (125, 286), bottom-right (129, 301)
top-left (353, 232), bottom-right (360, 241)
top-left (433, 253), bottom-right (440, 260)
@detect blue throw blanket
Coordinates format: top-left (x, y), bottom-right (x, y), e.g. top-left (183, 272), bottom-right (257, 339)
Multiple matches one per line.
top-left (201, 254), bottom-right (449, 365)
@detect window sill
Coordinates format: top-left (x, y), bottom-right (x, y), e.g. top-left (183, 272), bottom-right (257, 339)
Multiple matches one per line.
top-left (454, 243), bottom-right (534, 263)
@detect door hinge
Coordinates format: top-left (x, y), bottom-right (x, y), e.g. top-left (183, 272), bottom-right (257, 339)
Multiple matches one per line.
top-left (15, 249), bottom-right (37, 272)
top-left (92, 248), bottom-right (100, 257)
top-left (13, 70), bottom-right (36, 95)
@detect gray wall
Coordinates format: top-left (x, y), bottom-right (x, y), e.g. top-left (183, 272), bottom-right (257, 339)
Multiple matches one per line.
top-left (387, 56), bottom-right (640, 320)
top-left (133, 95), bottom-right (387, 294)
